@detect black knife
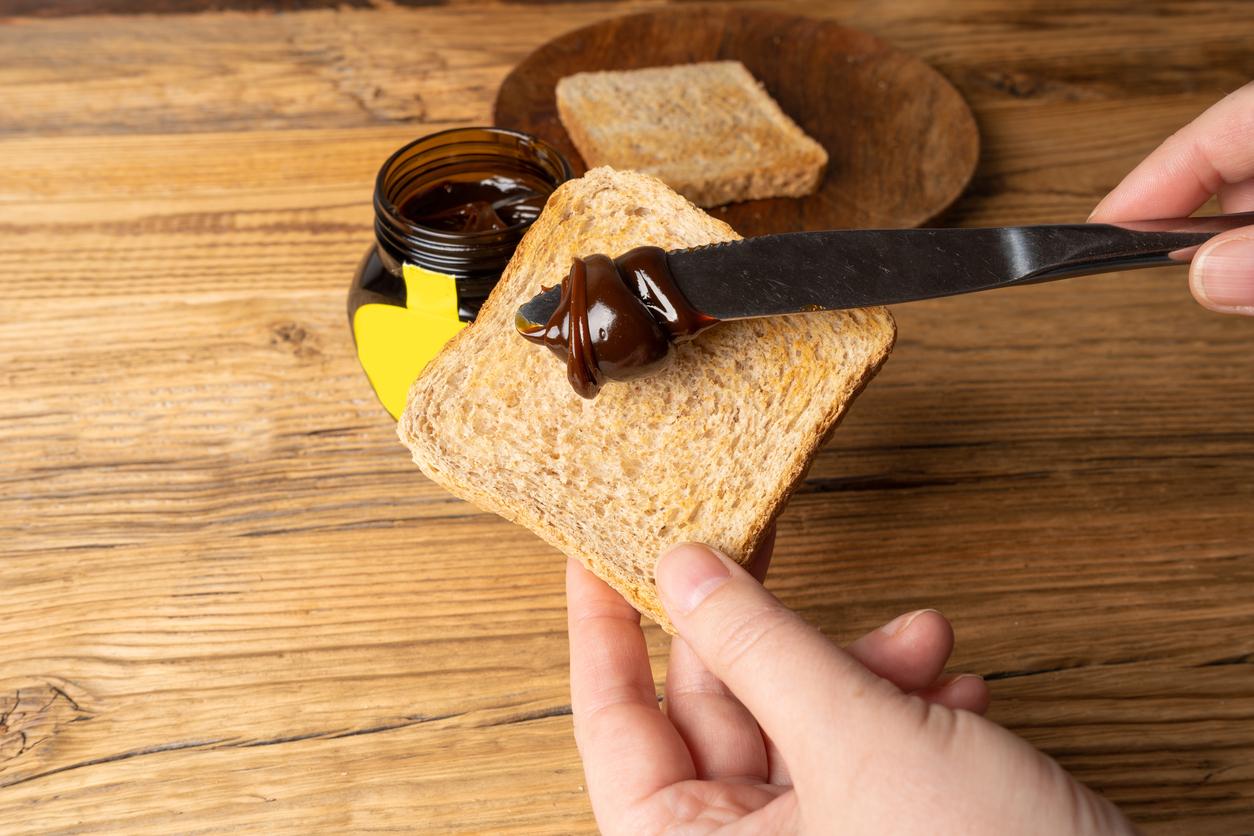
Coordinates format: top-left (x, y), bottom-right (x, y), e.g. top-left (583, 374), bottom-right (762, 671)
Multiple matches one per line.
top-left (517, 212), bottom-right (1253, 327)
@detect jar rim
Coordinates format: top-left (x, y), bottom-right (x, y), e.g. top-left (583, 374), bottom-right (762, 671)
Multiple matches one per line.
top-left (373, 126), bottom-right (574, 245)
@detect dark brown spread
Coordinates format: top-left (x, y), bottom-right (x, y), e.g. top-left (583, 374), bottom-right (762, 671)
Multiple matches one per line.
top-left (399, 175), bottom-right (549, 233)
top-left (517, 246), bottom-right (719, 398)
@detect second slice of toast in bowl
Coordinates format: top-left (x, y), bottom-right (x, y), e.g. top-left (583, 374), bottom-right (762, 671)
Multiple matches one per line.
top-left (556, 61), bottom-right (829, 208)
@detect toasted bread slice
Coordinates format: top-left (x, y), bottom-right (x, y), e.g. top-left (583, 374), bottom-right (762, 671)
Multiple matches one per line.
top-left (398, 167), bottom-right (894, 632)
top-left (555, 61), bottom-right (828, 207)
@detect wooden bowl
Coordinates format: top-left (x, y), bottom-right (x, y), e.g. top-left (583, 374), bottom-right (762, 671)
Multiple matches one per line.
top-left (494, 7), bottom-right (979, 236)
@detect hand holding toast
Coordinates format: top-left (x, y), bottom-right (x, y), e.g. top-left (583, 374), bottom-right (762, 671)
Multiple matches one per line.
top-left (568, 544), bottom-right (1135, 835)
top-left (559, 84), bottom-right (1250, 836)
top-left (1091, 81), bottom-right (1254, 315)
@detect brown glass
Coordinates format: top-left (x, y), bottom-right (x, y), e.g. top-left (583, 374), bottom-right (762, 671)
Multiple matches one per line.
top-left (351, 127), bottom-right (573, 321)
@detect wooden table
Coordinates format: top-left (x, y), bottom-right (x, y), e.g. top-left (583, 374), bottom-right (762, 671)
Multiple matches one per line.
top-left (3, 1), bottom-right (1253, 832)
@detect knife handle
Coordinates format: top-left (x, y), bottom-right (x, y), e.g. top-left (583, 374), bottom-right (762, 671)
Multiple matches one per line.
top-left (1019, 210), bottom-right (1254, 283)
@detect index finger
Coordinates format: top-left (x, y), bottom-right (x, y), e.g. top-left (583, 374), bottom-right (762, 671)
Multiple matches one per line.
top-left (1090, 81), bottom-right (1254, 221)
top-left (566, 558), bottom-right (694, 825)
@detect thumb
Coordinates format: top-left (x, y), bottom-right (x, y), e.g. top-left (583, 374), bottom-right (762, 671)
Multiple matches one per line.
top-left (1191, 227), bottom-right (1254, 315)
top-left (655, 542), bottom-right (901, 770)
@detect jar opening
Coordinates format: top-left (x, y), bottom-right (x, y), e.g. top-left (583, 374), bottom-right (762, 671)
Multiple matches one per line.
top-left (373, 127), bottom-right (573, 276)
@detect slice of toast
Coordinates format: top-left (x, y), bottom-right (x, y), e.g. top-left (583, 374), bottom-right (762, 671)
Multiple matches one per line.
top-left (555, 61), bottom-right (828, 207)
top-left (398, 167), bottom-right (894, 632)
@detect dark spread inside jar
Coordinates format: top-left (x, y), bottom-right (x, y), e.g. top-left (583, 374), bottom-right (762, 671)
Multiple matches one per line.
top-left (517, 246), bottom-right (719, 398)
top-left (399, 174), bottom-right (550, 234)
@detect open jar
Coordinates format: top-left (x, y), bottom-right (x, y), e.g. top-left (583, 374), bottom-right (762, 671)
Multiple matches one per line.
top-left (348, 127), bottom-right (573, 418)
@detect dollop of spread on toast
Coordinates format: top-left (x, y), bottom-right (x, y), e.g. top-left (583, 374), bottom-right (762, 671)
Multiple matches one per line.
top-left (517, 246), bottom-right (718, 397)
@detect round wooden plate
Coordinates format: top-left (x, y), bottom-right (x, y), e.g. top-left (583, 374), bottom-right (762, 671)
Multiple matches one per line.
top-left (494, 8), bottom-right (979, 236)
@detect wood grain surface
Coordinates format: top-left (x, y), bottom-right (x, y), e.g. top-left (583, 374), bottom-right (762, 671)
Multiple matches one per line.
top-left (494, 7), bottom-right (978, 234)
top-left (2, 1), bottom-right (1253, 833)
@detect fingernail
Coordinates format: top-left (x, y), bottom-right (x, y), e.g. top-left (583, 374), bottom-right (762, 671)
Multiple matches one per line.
top-left (655, 543), bottom-right (731, 617)
top-left (940, 673), bottom-right (984, 687)
top-left (1195, 237), bottom-right (1254, 312)
top-left (879, 608), bottom-right (940, 637)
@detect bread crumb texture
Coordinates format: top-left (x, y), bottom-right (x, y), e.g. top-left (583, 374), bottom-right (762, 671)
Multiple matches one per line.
top-left (399, 167), bottom-right (894, 631)
top-left (556, 61), bottom-right (828, 207)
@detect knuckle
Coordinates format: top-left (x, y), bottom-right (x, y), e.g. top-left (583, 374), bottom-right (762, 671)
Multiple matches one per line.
top-left (710, 602), bottom-right (797, 674)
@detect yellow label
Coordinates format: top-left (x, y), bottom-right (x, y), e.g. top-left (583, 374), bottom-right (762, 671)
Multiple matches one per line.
top-left (352, 264), bottom-right (467, 419)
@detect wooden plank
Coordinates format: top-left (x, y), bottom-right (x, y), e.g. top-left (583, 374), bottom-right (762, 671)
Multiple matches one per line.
top-left (0, 93), bottom-right (1233, 305)
top-left (2, 1), bottom-right (1253, 833)
top-left (2, 2), bottom-right (1251, 139)
top-left (0, 3), bottom-right (663, 137)
top-left (1, 713), bottom-right (597, 834)
top-left (3, 0), bottom-right (368, 17)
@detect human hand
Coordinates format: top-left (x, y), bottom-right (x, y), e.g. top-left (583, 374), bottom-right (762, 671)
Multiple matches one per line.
top-left (1090, 81), bottom-right (1254, 315)
top-left (567, 537), bottom-right (1136, 835)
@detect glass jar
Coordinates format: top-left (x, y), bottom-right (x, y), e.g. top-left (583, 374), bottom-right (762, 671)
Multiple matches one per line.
top-left (348, 127), bottom-right (572, 418)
